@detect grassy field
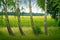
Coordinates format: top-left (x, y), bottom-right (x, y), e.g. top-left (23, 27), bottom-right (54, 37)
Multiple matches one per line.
top-left (0, 16), bottom-right (60, 40)
top-left (0, 27), bottom-right (60, 40)
top-left (0, 16), bottom-right (57, 27)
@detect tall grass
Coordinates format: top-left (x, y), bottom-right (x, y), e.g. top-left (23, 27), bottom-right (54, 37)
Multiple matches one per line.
top-left (0, 16), bottom-right (57, 27)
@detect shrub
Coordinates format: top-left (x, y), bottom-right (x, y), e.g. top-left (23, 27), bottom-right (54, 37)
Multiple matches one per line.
top-left (57, 20), bottom-right (60, 26)
top-left (35, 26), bottom-right (42, 34)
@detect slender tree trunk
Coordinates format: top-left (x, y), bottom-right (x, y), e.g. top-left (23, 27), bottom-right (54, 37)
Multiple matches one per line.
top-left (44, 0), bottom-right (48, 35)
top-left (3, 0), bottom-right (14, 35)
top-left (29, 0), bottom-right (38, 34)
top-left (16, 0), bottom-right (24, 35)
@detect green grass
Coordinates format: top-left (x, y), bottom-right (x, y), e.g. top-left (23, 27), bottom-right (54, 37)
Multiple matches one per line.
top-left (0, 27), bottom-right (60, 40)
top-left (0, 16), bottom-right (57, 27)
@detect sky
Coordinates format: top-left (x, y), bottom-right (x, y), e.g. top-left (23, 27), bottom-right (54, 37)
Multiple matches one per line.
top-left (0, 0), bottom-right (44, 13)
top-left (20, 0), bottom-right (44, 13)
